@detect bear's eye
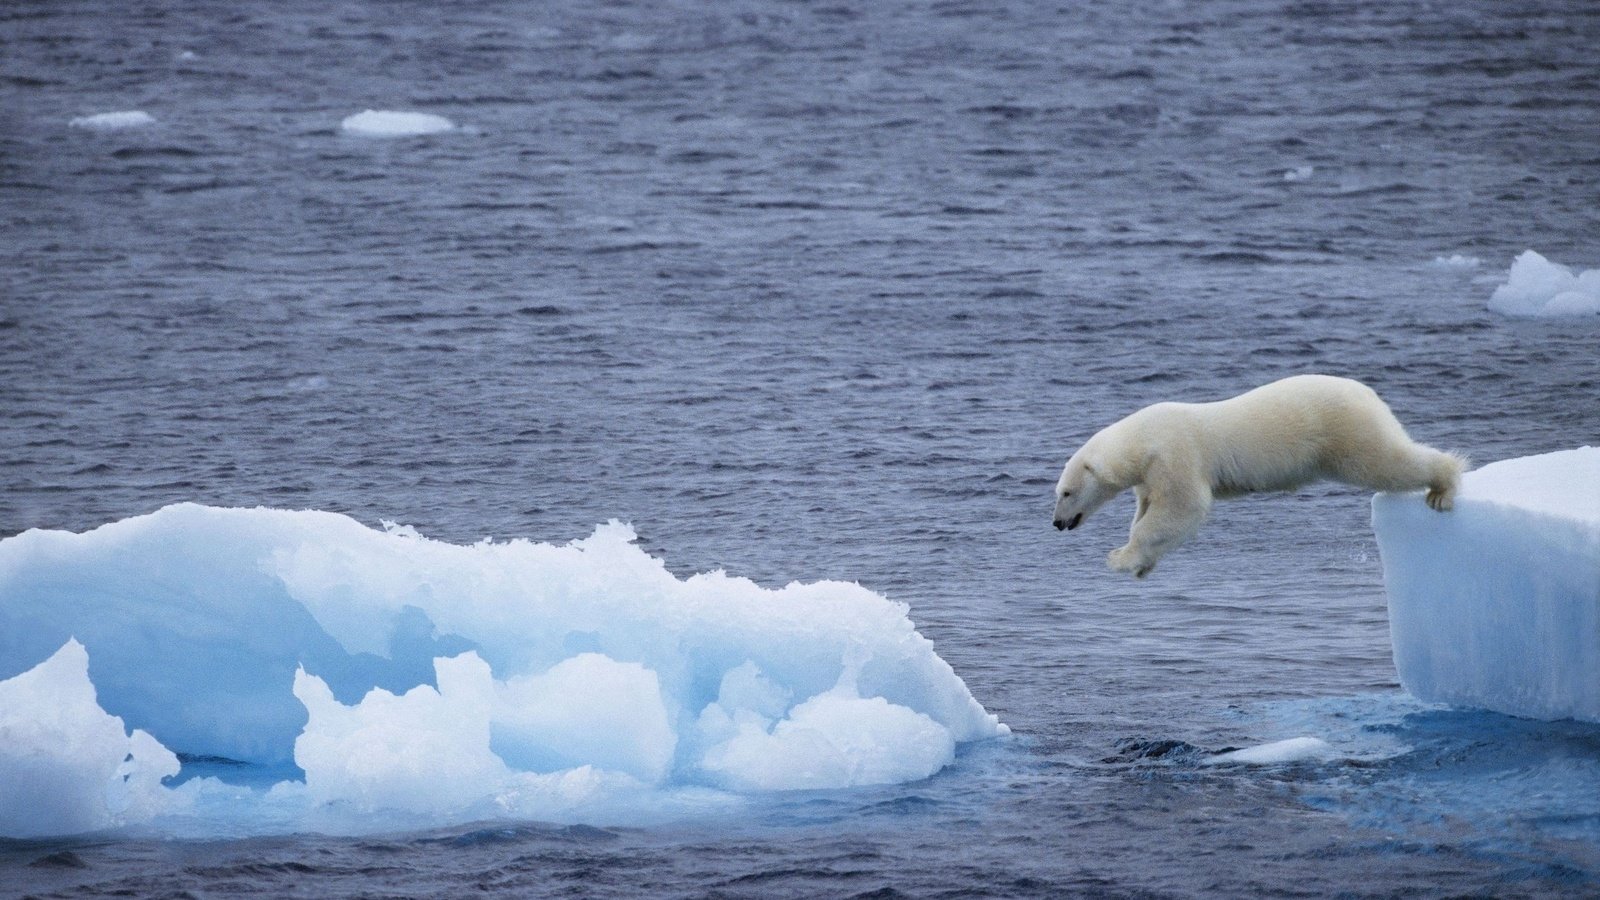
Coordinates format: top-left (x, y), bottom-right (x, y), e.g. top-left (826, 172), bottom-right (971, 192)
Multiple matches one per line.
top-left (1061, 491), bottom-right (1071, 497)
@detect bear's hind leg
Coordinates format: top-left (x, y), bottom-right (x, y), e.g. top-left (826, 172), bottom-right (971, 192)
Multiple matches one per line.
top-left (1423, 450), bottom-right (1467, 511)
top-left (1332, 437), bottom-right (1464, 512)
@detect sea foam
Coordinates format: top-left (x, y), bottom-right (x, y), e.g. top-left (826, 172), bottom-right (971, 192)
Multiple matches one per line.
top-left (0, 505), bottom-right (1006, 836)
top-left (1429, 254), bottom-right (1480, 270)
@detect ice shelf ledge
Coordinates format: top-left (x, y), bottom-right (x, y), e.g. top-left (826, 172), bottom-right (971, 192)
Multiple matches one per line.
top-left (1373, 447), bottom-right (1600, 723)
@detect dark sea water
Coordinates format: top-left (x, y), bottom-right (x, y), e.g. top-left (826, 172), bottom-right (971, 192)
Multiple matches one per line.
top-left (4, 0), bottom-right (1600, 896)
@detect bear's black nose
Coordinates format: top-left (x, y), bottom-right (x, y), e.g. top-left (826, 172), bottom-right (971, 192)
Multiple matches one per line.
top-left (1053, 518), bottom-right (1066, 531)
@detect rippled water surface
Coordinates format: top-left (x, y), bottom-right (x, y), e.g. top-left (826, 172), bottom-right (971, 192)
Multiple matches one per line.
top-left (4, 0), bottom-right (1600, 896)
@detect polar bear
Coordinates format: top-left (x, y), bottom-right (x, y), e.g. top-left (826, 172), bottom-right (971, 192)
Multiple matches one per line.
top-left (1051, 375), bottom-right (1464, 578)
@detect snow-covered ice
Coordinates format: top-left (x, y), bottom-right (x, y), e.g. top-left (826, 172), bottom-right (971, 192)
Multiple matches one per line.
top-left (0, 505), bottom-right (1006, 835)
top-left (1488, 250), bottom-right (1600, 317)
top-left (340, 110), bottom-right (455, 137)
top-left (69, 111), bottom-right (156, 130)
top-left (1373, 448), bottom-right (1600, 723)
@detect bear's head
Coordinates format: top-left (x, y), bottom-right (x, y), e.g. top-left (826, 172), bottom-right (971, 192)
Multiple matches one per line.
top-left (1052, 439), bottom-right (1121, 532)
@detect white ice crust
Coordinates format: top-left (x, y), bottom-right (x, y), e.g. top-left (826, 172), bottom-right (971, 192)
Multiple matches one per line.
top-left (1373, 448), bottom-right (1600, 723)
top-left (339, 109), bottom-right (455, 137)
top-left (1488, 250), bottom-right (1600, 317)
top-left (0, 505), bottom-right (1005, 835)
top-left (69, 111), bottom-right (156, 130)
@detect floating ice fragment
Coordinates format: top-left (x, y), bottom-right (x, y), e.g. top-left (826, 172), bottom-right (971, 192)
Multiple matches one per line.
top-left (340, 109), bottom-right (455, 137)
top-left (1487, 250), bottom-right (1600, 317)
top-left (0, 504), bottom-right (1006, 833)
top-left (1374, 448), bottom-right (1600, 723)
top-left (1283, 165), bottom-right (1314, 182)
top-left (1429, 254), bottom-right (1480, 270)
top-left (1205, 736), bottom-right (1335, 766)
top-left (69, 111), bottom-right (156, 130)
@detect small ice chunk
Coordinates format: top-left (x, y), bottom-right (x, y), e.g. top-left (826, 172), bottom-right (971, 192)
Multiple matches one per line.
top-left (69, 111), bottom-right (156, 130)
top-left (1430, 254), bottom-right (1480, 269)
top-left (339, 109), bottom-right (455, 137)
top-left (491, 653), bottom-right (676, 784)
top-left (1205, 736), bottom-right (1335, 766)
top-left (1283, 165), bottom-right (1314, 182)
top-left (293, 652), bottom-right (512, 815)
top-left (0, 641), bottom-right (180, 837)
top-left (1488, 250), bottom-right (1600, 317)
top-left (700, 686), bottom-right (956, 791)
top-left (1374, 448), bottom-right (1600, 723)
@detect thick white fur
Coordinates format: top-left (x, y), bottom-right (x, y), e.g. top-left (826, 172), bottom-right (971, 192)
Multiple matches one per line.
top-left (1052, 375), bottom-right (1465, 578)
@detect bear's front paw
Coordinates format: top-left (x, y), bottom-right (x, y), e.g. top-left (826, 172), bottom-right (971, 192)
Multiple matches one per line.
top-left (1109, 545), bottom-right (1156, 579)
top-left (1425, 487), bottom-right (1454, 511)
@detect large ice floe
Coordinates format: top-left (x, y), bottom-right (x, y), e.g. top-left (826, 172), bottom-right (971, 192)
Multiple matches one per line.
top-left (0, 505), bottom-right (1005, 837)
top-left (1374, 448), bottom-right (1600, 723)
top-left (1488, 250), bottom-right (1600, 317)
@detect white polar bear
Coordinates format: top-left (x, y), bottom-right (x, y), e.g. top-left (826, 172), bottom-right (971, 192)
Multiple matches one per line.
top-left (1051, 375), bottom-right (1464, 578)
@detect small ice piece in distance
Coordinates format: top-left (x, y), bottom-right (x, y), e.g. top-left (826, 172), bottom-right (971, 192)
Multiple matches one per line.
top-left (1487, 250), bottom-right (1600, 317)
top-left (70, 111), bottom-right (156, 130)
top-left (339, 110), bottom-right (455, 137)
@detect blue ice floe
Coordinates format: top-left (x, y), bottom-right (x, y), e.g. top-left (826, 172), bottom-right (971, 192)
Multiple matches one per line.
top-left (0, 505), bottom-right (1005, 836)
top-left (1374, 447), bottom-right (1600, 723)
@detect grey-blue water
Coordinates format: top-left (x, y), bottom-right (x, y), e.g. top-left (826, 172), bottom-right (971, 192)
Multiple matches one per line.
top-left (4, 0), bottom-right (1600, 896)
